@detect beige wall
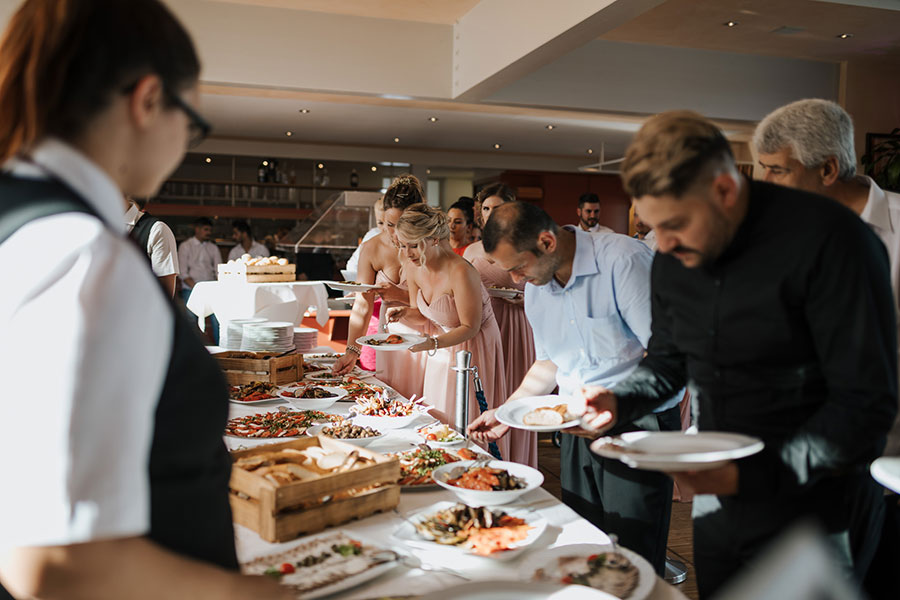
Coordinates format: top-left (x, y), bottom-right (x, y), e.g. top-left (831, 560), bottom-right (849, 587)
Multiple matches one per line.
top-left (439, 178), bottom-right (474, 211)
top-left (840, 59), bottom-right (900, 166)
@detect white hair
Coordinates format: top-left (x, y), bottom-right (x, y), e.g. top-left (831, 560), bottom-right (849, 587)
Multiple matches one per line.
top-left (753, 99), bottom-right (856, 180)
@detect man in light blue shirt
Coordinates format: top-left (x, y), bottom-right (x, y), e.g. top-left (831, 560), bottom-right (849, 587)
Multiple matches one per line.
top-left (469, 202), bottom-right (681, 575)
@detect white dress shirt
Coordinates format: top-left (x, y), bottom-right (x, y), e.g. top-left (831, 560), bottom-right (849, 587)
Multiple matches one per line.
top-left (583, 222), bottom-right (614, 234)
top-left (227, 240), bottom-right (269, 261)
top-left (859, 176), bottom-right (900, 457)
top-left (178, 236), bottom-right (221, 290)
top-left (124, 202), bottom-right (179, 277)
top-left (638, 229), bottom-right (658, 252)
top-left (524, 227), bottom-right (680, 412)
top-left (0, 139), bottom-right (171, 549)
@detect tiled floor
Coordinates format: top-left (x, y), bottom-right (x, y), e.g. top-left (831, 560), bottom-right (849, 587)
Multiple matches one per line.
top-left (537, 433), bottom-right (700, 600)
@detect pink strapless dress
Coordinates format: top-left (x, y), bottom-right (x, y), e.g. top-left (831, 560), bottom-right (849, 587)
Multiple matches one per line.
top-left (359, 298), bottom-right (380, 371)
top-left (417, 285), bottom-right (510, 461)
top-left (376, 270), bottom-right (428, 401)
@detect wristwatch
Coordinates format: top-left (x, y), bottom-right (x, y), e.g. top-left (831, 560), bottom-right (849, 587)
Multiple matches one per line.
top-left (346, 343), bottom-right (362, 356)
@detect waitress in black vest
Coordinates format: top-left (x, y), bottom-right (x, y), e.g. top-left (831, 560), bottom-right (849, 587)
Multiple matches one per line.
top-left (0, 1), bottom-right (290, 598)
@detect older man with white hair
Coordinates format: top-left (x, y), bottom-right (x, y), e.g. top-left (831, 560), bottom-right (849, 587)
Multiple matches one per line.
top-left (754, 98), bottom-right (900, 595)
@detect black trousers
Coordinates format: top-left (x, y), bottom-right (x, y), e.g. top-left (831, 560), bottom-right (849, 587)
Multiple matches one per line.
top-left (559, 406), bottom-right (680, 576)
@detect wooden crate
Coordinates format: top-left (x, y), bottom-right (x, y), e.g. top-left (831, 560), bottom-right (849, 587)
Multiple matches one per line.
top-left (215, 351), bottom-right (303, 385)
top-left (229, 437), bottom-right (401, 542)
top-left (217, 263), bottom-right (296, 283)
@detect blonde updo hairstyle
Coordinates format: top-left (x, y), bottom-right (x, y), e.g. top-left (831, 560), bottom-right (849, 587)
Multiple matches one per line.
top-left (382, 174), bottom-right (426, 211)
top-left (396, 203), bottom-right (450, 268)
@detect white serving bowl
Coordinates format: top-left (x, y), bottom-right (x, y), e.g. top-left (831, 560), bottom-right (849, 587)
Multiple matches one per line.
top-left (277, 385), bottom-right (347, 411)
top-left (306, 423), bottom-right (384, 448)
top-left (431, 460), bottom-right (544, 506)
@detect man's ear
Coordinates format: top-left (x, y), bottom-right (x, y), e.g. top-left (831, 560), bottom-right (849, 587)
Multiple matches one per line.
top-left (711, 171), bottom-right (739, 210)
top-left (537, 230), bottom-right (557, 254)
top-left (819, 156), bottom-right (841, 187)
top-left (127, 74), bottom-right (165, 131)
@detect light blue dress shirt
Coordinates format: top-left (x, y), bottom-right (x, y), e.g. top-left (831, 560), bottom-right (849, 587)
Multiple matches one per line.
top-left (524, 226), bottom-right (681, 413)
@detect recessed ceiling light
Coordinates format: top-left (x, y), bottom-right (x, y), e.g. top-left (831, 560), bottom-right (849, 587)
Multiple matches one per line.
top-left (724, 20), bottom-right (738, 27)
top-left (426, 169), bottom-right (431, 174)
top-left (317, 163), bottom-right (324, 169)
top-left (493, 143), bottom-right (502, 149)
top-left (285, 131), bottom-right (292, 137)
top-left (205, 157), bottom-right (212, 163)
top-left (837, 32), bottom-right (853, 39)
top-left (428, 116), bottom-right (439, 123)
top-left (371, 166), bottom-right (377, 172)
top-left (586, 149), bottom-right (593, 155)
top-left (262, 160), bottom-right (269, 167)
top-left (299, 108), bottom-right (310, 114)
top-left (393, 137), bottom-right (400, 143)
top-left (545, 124), bottom-right (556, 130)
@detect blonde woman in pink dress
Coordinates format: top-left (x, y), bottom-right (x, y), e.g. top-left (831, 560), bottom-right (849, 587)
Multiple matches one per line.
top-left (464, 183), bottom-right (537, 467)
top-left (332, 175), bottom-right (428, 400)
top-left (388, 203), bottom-right (510, 460)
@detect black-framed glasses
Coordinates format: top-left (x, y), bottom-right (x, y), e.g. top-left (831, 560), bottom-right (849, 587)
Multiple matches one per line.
top-left (165, 89), bottom-right (212, 149)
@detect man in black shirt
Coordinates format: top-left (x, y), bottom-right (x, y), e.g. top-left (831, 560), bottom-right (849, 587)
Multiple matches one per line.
top-left (578, 111), bottom-right (898, 598)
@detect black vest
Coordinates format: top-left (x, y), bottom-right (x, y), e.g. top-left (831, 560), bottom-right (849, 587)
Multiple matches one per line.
top-left (128, 209), bottom-right (162, 254)
top-left (0, 175), bottom-right (238, 588)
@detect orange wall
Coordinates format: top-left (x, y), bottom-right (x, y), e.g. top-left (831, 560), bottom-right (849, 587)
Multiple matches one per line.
top-left (492, 170), bottom-right (632, 233)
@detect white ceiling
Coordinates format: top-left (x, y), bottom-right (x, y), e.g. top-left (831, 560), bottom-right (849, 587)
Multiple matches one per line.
top-left (202, 0), bottom-right (482, 24)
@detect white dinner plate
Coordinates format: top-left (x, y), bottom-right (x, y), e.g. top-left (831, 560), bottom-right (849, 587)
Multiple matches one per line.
top-left (305, 423), bottom-right (384, 447)
top-left (519, 543), bottom-right (655, 600)
top-left (277, 385), bottom-right (347, 410)
top-left (228, 386), bottom-right (283, 406)
top-left (392, 500), bottom-right (548, 561)
top-left (416, 423), bottom-right (466, 447)
top-left (590, 431), bottom-right (765, 472)
top-left (432, 581), bottom-right (618, 600)
top-left (487, 287), bottom-right (524, 299)
top-left (495, 396), bottom-right (581, 432)
top-left (356, 333), bottom-right (427, 351)
top-left (325, 280), bottom-right (380, 292)
top-left (432, 460), bottom-right (544, 506)
top-left (871, 457), bottom-right (900, 494)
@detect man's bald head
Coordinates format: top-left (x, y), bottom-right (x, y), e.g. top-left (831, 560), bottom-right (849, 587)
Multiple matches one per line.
top-left (483, 202), bottom-right (558, 255)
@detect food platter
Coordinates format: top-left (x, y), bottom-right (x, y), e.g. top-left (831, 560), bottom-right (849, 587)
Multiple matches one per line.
top-left (325, 281), bottom-right (380, 293)
top-left (432, 460), bottom-right (543, 506)
top-left (391, 501), bottom-right (548, 560)
top-left (306, 423), bottom-right (385, 448)
top-left (229, 382), bottom-right (282, 405)
top-left (356, 333), bottom-right (427, 351)
top-left (487, 286), bottom-right (524, 300)
top-left (416, 422), bottom-right (466, 447)
top-left (519, 543), bottom-right (656, 600)
top-left (495, 396), bottom-right (581, 432)
top-left (350, 395), bottom-right (431, 429)
top-left (225, 410), bottom-right (343, 439)
top-left (394, 446), bottom-right (481, 489)
top-left (241, 530), bottom-right (399, 599)
top-left (277, 385), bottom-right (348, 410)
top-left (590, 431), bottom-right (765, 472)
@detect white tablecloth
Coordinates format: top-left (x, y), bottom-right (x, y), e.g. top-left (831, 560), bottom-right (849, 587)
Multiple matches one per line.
top-left (225, 373), bottom-right (687, 600)
top-left (187, 280), bottom-right (331, 329)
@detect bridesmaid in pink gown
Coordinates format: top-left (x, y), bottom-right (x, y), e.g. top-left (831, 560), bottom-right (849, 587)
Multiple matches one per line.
top-left (333, 175), bottom-right (428, 400)
top-left (388, 203), bottom-right (510, 460)
top-left (464, 184), bottom-right (537, 467)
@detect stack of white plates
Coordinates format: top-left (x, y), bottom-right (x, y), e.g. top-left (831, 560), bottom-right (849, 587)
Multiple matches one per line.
top-left (293, 327), bottom-right (318, 353)
top-left (240, 321), bottom-right (295, 353)
top-left (221, 318), bottom-right (267, 350)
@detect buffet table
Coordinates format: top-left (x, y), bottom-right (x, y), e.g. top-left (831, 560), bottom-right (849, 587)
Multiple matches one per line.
top-left (187, 280), bottom-right (331, 330)
top-left (224, 371), bottom-right (688, 600)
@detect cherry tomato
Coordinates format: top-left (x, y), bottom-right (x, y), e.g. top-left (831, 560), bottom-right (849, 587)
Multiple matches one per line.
top-left (561, 576), bottom-right (573, 584)
top-left (279, 562), bottom-right (295, 574)
top-left (426, 433), bottom-right (437, 441)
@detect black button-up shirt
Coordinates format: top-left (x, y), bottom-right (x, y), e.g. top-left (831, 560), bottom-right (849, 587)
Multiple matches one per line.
top-left (614, 180), bottom-right (897, 500)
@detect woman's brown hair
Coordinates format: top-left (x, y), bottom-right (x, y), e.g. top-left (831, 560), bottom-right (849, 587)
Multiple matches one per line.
top-left (382, 174), bottom-right (426, 211)
top-left (0, 0), bottom-right (200, 163)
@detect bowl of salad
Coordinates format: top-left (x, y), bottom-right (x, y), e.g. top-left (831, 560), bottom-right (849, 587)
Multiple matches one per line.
top-left (417, 423), bottom-right (465, 447)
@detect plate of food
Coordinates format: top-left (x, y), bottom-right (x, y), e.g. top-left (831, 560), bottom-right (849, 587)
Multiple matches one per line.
top-left (416, 423), bottom-right (466, 447)
top-left (590, 431), bottom-right (764, 472)
top-left (432, 460), bottom-right (543, 506)
top-left (520, 543), bottom-right (655, 600)
top-left (487, 286), bottom-right (524, 300)
top-left (225, 409), bottom-right (343, 439)
top-left (306, 423), bottom-right (384, 448)
top-left (356, 333), bottom-right (427, 351)
top-left (431, 581), bottom-right (619, 600)
top-left (495, 396), bottom-right (580, 432)
top-left (325, 281), bottom-right (380, 293)
top-left (229, 381), bottom-right (282, 405)
top-left (350, 394), bottom-right (431, 429)
top-left (392, 501), bottom-right (548, 560)
top-left (303, 352), bottom-right (342, 365)
top-left (394, 445), bottom-right (481, 489)
top-left (338, 377), bottom-right (388, 403)
top-left (304, 371), bottom-right (347, 384)
top-left (278, 385), bottom-right (348, 410)
top-left (241, 530), bottom-right (399, 599)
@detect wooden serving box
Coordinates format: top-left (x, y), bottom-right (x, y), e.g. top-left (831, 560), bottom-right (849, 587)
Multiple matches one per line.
top-left (217, 263), bottom-right (296, 283)
top-left (215, 351), bottom-right (304, 385)
top-left (229, 437), bottom-right (400, 542)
